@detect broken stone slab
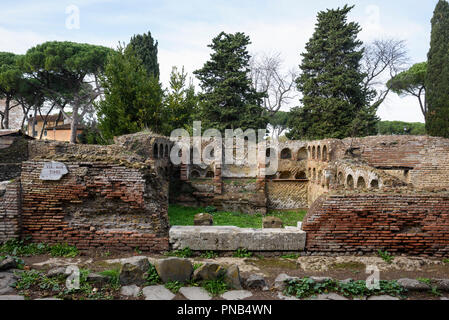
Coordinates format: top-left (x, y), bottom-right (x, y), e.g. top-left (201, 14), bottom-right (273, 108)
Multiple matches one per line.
top-left (245, 274), bottom-right (267, 290)
top-left (0, 257), bottom-right (17, 271)
top-left (367, 295), bottom-right (400, 301)
top-left (262, 216), bottom-right (284, 229)
top-left (46, 267), bottom-right (70, 278)
top-left (87, 273), bottom-right (110, 286)
top-left (142, 285), bottom-right (175, 300)
top-left (0, 295), bottom-right (24, 300)
top-left (435, 279), bottom-right (449, 291)
top-left (169, 226), bottom-right (306, 251)
top-left (194, 213), bottom-right (213, 226)
top-left (179, 287), bottom-right (212, 300)
top-left (39, 161), bottom-right (68, 180)
top-left (277, 292), bottom-right (299, 301)
top-left (312, 293), bottom-right (348, 301)
top-left (224, 265), bottom-right (242, 290)
top-left (119, 263), bottom-right (146, 286)
top-left (221, 290), bottom-right (253, 301)
top-left (154, 257), bottom-right (193, 283)
top-left (193, 263), bottom-right (226, 282)
top-left (120, 285), bottom-right (141, 297)
top-left (397, 278), bottom-right (430, 291)
top-left (105, 256), bottom-right (150, 272)
top-left (274, 273), bottom-right (299, 291)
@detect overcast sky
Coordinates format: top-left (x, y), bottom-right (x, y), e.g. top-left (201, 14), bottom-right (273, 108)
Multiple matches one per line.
top-left (0, 0), bottom-right (439, 123)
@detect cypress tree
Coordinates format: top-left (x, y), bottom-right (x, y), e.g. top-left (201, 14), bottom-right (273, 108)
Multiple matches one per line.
top-left (128, 31), bottom-right (160, 79)
top-left (287, 5), bottom-right (377, 140)
top-left (194, 32), bottom-right (268, 133)
top-left (426, 0), bottom-right (449, 138)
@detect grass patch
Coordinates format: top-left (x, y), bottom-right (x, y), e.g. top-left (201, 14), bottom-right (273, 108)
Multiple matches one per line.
top-left (99, 268), bottom-right (120, 288)
top-left (50, 243), bottom-right (79, 258)
top-left (165, 247), bottom-right (193, 258)
top-left (168, 205), bottom-right (306, 229)
top-left (145, 264), bottom-right (161, 285)
top-left (281, 253), bottom-right (301, 260)
top-left (200, 251), bottom-right (219, 259)
top-left (0, 239), bottom-right (78, 258)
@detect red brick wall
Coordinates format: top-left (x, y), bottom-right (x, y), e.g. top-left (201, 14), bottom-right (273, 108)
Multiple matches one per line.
top-left (20, 161), bottom-right (170, 252)
top-left (302, 192), bottom-right (449, 257)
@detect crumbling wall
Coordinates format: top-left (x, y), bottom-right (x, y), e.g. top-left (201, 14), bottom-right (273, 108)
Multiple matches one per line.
top-left (302, 191), bottom-right (449, 257)
top-left (0, 181), bottom-right (21, 243)
top-left (19, 139), bottom-right (170, 252)
top-left (0, 135), bottom-right (29, 181)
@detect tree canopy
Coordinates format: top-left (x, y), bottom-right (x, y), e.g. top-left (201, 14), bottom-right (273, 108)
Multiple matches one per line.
top-left (287, 5), bottom-right (378, 140)
top-left (426, 0), bottom-right (449, 138)
top-left (20, 41), bottom-right (113, 143)
top-left (388, 62), bottom-right (427, 120)
top-left (0, 52), bottom-right (23, 129)
top-left (128, 31), bottom-right (160, 79)
top-left (194, 32), bottom-right (268, 133)
top-left (96, 44), bottom-right (164, 143)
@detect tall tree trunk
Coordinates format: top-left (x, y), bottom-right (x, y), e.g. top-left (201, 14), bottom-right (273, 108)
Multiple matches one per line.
top-left (70, 103), bottom-right (79, 144)
top-left (3, 97), bottom-right (10, 129)
top-left (32, 105), bottom-right (37, 137)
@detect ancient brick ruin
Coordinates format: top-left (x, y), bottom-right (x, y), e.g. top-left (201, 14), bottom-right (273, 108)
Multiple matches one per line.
top-left (0, 130), bottom-right (448, 256)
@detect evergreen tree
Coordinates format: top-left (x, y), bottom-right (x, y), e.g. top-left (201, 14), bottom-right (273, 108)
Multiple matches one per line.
top-left (96, 44), bottom-right (164, 143)
top-left (162, 66), bottom-right (199, 135)
top-left (426, 0), bottom-right (449, 138)
top-left (194, 32), bottom-right (268, 133)
top-left (287, 5), bottom-right (377, 140)
top-left (128, 31), bottom-right (160, 79)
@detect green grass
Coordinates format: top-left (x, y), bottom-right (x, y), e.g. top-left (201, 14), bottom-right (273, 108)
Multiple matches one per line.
top-left (168, 205), bottom-right (307, 229)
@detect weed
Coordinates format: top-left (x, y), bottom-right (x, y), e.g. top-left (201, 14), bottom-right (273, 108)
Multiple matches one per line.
top-left (166, 247), bottom-right (193, 258)
top-left (443, 258), bottom-right (449, 264)
top-left (233, 248), bottom-right (253, 258)
top-left (99, 268), bottom-right (121, 288)
top-left (165, 281), bottom-right (182, 293)
top-left (134, 247), bottom-right (142, 255)
top-left (377, 250), bottom-right (394, 264)
top-left (193, 263), bottom-right (203, 271)
top-left (418, 278), bottom-right (442, 297)
top-left (205, 206), bottom-right (217, 214)
top-left (0, 239), bottom-right (49, 256)
top-left (202, 277), bottom-right (229, 296)
top-left (50, 243), bottom-right (78, 258)
top-left (284, 277), bottom-right (407, 299)
top-left (200, 251), bottom-right (218, 259)
top-left (144, 264), bottom-right (161, 285)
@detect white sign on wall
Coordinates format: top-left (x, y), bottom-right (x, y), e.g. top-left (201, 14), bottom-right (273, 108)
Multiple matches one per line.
top-left (39, 161), bottom-right (68, 181)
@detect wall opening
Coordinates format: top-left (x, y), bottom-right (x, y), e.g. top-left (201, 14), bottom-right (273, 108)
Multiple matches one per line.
top-left (322, 145), bottom-right (328, 161)
top-left (190, 170), bottom-right (200, 179)
top-left (279, 171), bottom-right (291, 179)
top-left (347, 174), bottom-right (354, 189)
top-left (337, 172), bottom-right (344, 184)
top-left (357, 176), bottom-right (366, 189)
top-left (206, 171), bottom-right (214, 178)
top-left (159, 144), bottom-right (164, 158)
top-left (312, 146), bottom-right (316, 159)
top-left (317, 146), bottom-right (321, 161)
top-left (280, 148), bottom-right (292, 159)
top-left (153, 144), bottom-right (159, 159)
top-left (295, 171), bottom-right (307, 179)
top-left (370, 179), bottom-right (379, 189)
top-left (297, 147), bottom-right (308, 161)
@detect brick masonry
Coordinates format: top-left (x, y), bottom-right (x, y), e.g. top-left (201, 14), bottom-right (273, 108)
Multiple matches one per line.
top-left (19, 159), bottom-right (170, 252)
top-left (302, 192), bottom-right (449, 257)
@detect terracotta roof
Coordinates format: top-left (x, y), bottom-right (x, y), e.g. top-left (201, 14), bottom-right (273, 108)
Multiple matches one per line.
top-left (30, 114), bottom-right (64, 122)
top-left (46, 124), bottom-right (86, 130)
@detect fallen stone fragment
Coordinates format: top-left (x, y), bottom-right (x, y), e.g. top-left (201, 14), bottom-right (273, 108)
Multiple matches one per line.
top-left (221, 290), bottom-right (253, 300)
top-left (46, 267), bottom-right (69, 278)
top-left (397, 278), bottom-right (430, 291)
top-left (274, 273), bottom-right (298, 291)
top-left (435, 279), bottom-right (449, 291)
top-left (155, 258), bottom-right (193, 283)
top-left (120, 285), bottom-right (141, 297)
top-left (193, 263), bottom-right (226, 281)
top-left (262, 216), bottom-right (284, 229)
top-left (142, 285), bottom-right (175, 300)
top-left (179, 287), bottom-right (212, 300)
top-left (119, 263), bottom-right (146, 286)
top-left (245, 274), bottom-right (267, 289)
top-left (0, 258), bottom-right (17, 271)
top-left (87, 273), bottom-right (110, 286)
top-left (310, 276), bottom-right (332, 283)
top-left (194, 213), bottom-right (213, 226)
top-left (224, 265), bottom-right (242, 290)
